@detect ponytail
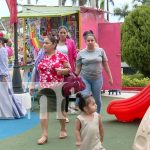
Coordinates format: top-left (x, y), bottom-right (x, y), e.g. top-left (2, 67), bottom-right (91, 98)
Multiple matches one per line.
top-left (76, 93), bottom-right (92, 112)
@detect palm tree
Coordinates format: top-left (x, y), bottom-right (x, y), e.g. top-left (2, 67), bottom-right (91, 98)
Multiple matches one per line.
top-left (113, 0), bottom-right (150, 21)
top-left (114, 4), bottom-right (130, 20)
top-left (36, 0), bottom-right (38, 4)
top-left (100, 0), bottom-right (115, 20)
top-left (133, 0), bottom-right (150, 5)
top-left (78, 0), bottom-right (100, 7)
top-left (99, 0), bottom-right (114, 20)
top-left (61, 0), bottom-right (78, 6)
top-left (61, 0), bottom-right (67, 6)
top-left (100, 0), bottom-right (105, 9)
top-left (61, 0), bottom-right (90, 7)
top-left (36, 0), bottom-right (100, 7)
top-left (78, 0), bottom-right (88, 6)
top-left (72, 0), bottom-right (77, 6)
top-left (132, 0), bottom-right (150, 6)
top-left (96, 0), bottom-right (100, 8)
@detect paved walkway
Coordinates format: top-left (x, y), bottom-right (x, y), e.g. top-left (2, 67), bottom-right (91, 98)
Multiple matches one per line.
top-left (102, 90), bottom-right (139, 98)
top-left (68, 90), bottom-right (140, 114)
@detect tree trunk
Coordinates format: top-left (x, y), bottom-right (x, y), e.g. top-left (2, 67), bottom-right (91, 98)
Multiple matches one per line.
top-left (90, 0), bottom-right (96, 8)
top-left (62, 0), bottom-right (67, 6)
top-left (72, 0), bottom-right (77, 6)
top-left (58, 0), bottom-right (62, 6)
top-left (107, 0), bottom-right (109, 21)
top-left (27, 0), bottom-right (31, 4)
top-left (96, 0), bottom-right (99, 8)
top-left (79, 0), bottom-right (87, 6)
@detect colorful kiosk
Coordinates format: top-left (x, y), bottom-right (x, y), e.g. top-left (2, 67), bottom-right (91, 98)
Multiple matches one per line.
top-left (2, 5), bottom-right (121, 90)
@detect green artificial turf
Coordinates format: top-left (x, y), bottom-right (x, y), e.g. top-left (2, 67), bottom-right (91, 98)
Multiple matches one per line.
top-left (0, 96), bottom-right (140, 150)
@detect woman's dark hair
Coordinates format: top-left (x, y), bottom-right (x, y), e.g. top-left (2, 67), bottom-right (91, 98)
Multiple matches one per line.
top-left (0, 37), bottom-right (8, 45)
top-left (76, 93), bottom-right (91, 112)
top-left (47, 35), bottom-right (58, 49)
top-left (89, 30), bottom-right (94, 34)
top-left (84, 33), bottom-right (96, 42)
top-left (57, 25), bottom-right (70, 39)
top-left (83, 30), bottom-right (94, 39)
top-left (58, 25), bottom-right (68, 33)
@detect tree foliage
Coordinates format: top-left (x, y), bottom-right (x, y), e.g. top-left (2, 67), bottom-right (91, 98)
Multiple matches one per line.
top-left (132, 0), bottom-right (150, 5)
top-left (61, 0), bottom-right (88, 6)
top-left (61, 0), bottom-right (108, 8)
top-left (122, 5), bottom-right (150, 77)
top-left (114, 4), bottom-right (130, 20)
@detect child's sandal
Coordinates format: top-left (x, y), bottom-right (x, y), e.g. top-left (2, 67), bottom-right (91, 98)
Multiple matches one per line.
top-left (37, 135), bottom-right (48, 145)
top-left (59, 131), bottom-right (67, 139)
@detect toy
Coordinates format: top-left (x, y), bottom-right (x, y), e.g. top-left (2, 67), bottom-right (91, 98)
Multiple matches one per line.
top-left (107, 84), bottom-right (150, 122)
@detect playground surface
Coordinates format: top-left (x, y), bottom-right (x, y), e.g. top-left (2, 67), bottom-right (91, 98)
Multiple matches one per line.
top-left (0, 92), bottom-right (140, 150)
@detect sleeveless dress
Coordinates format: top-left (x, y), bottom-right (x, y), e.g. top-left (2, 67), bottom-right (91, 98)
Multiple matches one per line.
top-left (77, 112), bottom-right (106, 150)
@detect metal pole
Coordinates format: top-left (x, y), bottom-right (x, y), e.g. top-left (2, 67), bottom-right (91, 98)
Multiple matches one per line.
top-left (58, 0), bottom-right (62, 6)
top-left (12, 22), bottom-right (23, 93)
top-left (107, 0), bottom-right (109, 21)
top-left (0, 20), bottom-right (7, 31)
top-left (27, 0), bottom-right (31, 4)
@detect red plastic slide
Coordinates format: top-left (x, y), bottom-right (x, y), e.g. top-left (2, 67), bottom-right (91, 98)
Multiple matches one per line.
top-left (107, 84), bottom-right (150, 122)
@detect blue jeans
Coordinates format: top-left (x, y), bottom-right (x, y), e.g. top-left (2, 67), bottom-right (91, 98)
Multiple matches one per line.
top-left (81, 75), bottom-right (103, 113)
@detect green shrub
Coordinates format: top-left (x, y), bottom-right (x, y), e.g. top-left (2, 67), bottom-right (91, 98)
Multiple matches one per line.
top-left (122, 75), bottom-right (150, 87)
top-left (122, 6), bottom-right (150, 77)
top-left (127, 73), bottom-right (144, 80)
